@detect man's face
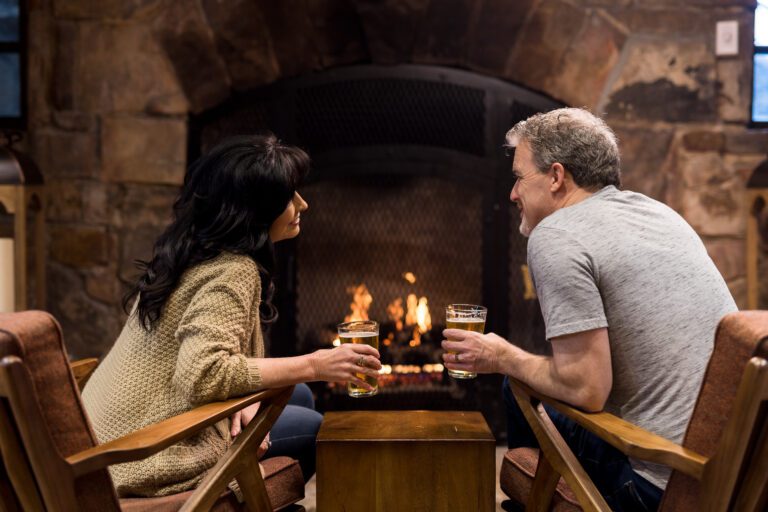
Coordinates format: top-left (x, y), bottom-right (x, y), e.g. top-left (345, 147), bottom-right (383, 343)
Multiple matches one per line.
top-left (509, 140), bottom-right (556, 237)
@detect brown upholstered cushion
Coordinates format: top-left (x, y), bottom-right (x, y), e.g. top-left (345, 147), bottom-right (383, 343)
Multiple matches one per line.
top-left (0, 311), bottom-right (120, 511)
top-left (500, 448), bottom-right (581, 511)
top-left (119, 456), bottom-right (304, 511)
top-left (660, 311), bottom-right (768, 511)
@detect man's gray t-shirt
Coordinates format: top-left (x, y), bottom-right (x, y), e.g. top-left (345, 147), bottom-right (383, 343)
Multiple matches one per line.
top-left (527, 185), bottom-right (737, 489)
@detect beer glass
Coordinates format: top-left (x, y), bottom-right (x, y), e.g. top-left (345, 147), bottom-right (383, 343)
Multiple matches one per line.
top-left (445, 304), bottom-right (487, 379)
top-left (337, 320), bottom-right (379, 397)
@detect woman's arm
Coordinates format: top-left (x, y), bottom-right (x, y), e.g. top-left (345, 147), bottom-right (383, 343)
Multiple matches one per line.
top-left (252, 343), bottom-right (382, 390)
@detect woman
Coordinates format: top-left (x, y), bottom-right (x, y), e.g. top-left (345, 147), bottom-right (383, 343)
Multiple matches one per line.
top-left (82, 134), bottom-right (380, 497)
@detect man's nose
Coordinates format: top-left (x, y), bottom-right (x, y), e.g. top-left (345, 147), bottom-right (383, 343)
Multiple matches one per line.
top-left (510, 182), bottom-right (519, 202)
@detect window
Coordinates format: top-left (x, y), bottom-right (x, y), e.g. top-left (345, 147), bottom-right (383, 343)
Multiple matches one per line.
top-left (753, 0), bottom-right (768, 125)
top-left (0, 0), bottom-right (23, 129)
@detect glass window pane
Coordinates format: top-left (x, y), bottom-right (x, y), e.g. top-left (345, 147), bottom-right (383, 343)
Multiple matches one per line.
top-left (0, 0), bottom-right (19, 43)
top-left (753, 54), bottom-right (768, 123)
top-left (0, 53), bottom-right (20, 117)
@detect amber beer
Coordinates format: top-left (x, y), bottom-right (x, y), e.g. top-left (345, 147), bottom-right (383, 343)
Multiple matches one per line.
top-left (337, 320), bottom-right (379, 397)
top-left (445, 304), bottom-right (487, 379)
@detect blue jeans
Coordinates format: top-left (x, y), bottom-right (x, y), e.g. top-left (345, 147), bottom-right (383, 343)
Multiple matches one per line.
top-left (503, 377), bottom-right (662, 511)
top-left (264, 383), bottom-right (323, 481)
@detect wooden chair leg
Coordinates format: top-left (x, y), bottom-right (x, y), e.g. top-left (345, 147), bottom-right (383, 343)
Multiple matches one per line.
top-left (527, 452), bottom-right (560, 512)
top-left (236, 455), bottom-right (271, 511)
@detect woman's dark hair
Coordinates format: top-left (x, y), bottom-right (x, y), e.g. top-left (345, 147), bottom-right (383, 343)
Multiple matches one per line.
top-left (124, 133), bottom-right (309, 330)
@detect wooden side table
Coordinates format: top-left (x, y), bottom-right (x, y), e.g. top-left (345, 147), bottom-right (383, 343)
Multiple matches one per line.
top-left (317, 410), bottom-right (496, 511)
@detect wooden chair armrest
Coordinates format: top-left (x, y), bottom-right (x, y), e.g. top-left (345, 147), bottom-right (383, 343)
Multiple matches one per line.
top-left (66, 386), bottom-right (291, 477)
top-left (507, 377), bottom-right (708, 479)
top-left (69, 358), bottom-right (98, 391)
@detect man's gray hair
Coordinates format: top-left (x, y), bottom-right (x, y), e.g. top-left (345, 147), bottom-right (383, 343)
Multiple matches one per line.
top-left (505, 107), bottom-right (621, 190)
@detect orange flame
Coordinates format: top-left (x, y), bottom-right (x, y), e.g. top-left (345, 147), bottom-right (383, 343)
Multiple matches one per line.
top-left (344, 284), bottom-right (372, 322)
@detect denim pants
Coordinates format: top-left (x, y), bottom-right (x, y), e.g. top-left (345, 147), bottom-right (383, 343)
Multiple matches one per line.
top-left (503, 376), bottom-right (662, 511)
top-left (263, 383), bottom-right (323, 481)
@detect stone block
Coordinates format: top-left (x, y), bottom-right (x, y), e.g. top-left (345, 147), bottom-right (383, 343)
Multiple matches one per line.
top-left (465, 0), bottom-right (536, 75)
top-left (27, 8), bottom-right (54, 129)
top-left (682, 130), bottom-right (725, 152)
top-left (53, 0), bottom-right (161, 20)
top-left (50, 224), bottom-right (111, 267)
top-left (703, 237), bottom-right (745, 281)
top-left (604, 38), bottom-right (717, 122)
top-left (118, 225), bottom-right (165, 283)
top-left (53, 21), bottom-right (189, 114)
top-left (355, 0), bottom-right (431, 64)
top-left (717, 58), bottom-right (752, 123)
top-left (108, 183), bottom-right (176, 228)
top-left (308, 0), bottom-right (368, 68)
top-left (412, 0), bottom-right (474, 66)
top-left (154, 0), bottom-right (231, 114)
top-left (52, 110), bottom-right (95, 131)
top-left (101, 115), bottom-right (187, 185)
top-left (674, 150), bottom-right (746, 236)
top-left (85, 266), bottom-right (124, 304)
top-left (259, 0), bottom-right (322, 78)
top-left (31, 129), bottom-right (98, 179)
top-left (613, 7), bottom-right (711, 36)
top-left (505, 0), bottom-right (586, 96)
top-left (47, 262), bottom-right (123, 358)
top-left (612, 124), bottom-right (673, 201)
top-left (724, 129), bottom-right (768, 154)
top-left (548, 9), bottom-right (627, 109)
top-left (45, 179), bottom-right (107, 223)
top-left (201, 0), bottom-right (280, 90)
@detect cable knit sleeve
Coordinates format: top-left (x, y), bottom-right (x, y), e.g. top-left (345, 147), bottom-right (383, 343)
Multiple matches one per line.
top-left (172, 258), bottom-right (264, 405)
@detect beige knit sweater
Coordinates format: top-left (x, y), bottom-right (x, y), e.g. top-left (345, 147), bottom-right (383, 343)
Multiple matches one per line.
top-left (82, 252), bottom-right (265, 497)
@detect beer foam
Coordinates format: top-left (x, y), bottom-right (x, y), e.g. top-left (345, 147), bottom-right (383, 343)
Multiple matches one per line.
top-left (447, 317), bottom-right (485, 323)
top-left (339, 331), bottom-right (378, 338)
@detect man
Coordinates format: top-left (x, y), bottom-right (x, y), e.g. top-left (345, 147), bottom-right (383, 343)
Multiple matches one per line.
top-left (442, 108), bottom-right (736, 510)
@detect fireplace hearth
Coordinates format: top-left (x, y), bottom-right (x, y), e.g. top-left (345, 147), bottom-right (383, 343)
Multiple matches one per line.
top-left (191, 64), bottom-right (561, 440)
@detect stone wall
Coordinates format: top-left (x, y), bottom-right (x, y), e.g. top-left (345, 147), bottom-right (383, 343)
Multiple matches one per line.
top-left (25, 0), bottom-right (768, 357)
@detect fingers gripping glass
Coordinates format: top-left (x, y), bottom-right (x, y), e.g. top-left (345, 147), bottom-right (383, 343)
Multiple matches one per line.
top-left (337, 320), bottom-right (379, 397)
top-left (445, 304), bottom-right (487, 379)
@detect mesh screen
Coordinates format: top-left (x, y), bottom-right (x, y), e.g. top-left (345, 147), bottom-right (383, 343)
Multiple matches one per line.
top-left (296, 79), bottom-right (486, 155)
top-left (296, 174), bottom-right (482, 345)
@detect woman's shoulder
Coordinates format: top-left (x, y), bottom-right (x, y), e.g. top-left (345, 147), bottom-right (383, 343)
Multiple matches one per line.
top-left (181, 252), bottom-right (262, 291)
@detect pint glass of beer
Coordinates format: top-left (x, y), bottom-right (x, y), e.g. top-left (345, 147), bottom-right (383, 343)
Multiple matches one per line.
top-left (337, 320), bottom-right (379, 397)
top-left (445, 304), bottom-right (487, 379)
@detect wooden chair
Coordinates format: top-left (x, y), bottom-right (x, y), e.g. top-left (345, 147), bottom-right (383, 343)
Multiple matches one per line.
top-left (500, 310), bottom-right (768, 511)
top-left (0, 310), bottom-right (306, 511)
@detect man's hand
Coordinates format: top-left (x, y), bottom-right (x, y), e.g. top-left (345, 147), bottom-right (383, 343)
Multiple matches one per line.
top-left (441, 329), bottom-right (511, 374)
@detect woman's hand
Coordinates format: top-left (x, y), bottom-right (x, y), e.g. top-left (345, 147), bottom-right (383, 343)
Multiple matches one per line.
top-left (309, 343), bottom-right (382, 391)
top-left (230, 402), bottom-right (271, 458)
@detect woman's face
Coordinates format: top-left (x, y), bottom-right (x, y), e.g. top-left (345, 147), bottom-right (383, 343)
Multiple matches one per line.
top-left (269, 192), bottom-right (309, 242)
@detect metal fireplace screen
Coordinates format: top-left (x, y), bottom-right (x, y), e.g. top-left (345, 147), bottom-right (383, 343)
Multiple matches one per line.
top-left (295, 174), bottom-right (482, 350)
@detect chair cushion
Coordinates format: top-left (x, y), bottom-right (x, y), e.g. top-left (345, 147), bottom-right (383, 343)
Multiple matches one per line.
top-left (119, 456), bottom-right (305, 511)
top-left (0, 311), bottom-right (119, 511)
top-left (500, 447), bottom-right (581, 511)
top-left (661, 311), bottom-right (768, 511)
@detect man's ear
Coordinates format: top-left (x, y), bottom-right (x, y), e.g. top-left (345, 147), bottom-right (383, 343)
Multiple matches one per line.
top-left (550, 162), bottom-right (566, 192)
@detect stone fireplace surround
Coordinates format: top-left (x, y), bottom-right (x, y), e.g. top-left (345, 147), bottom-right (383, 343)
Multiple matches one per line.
top-left (24, 0), bottom-right (768, 369)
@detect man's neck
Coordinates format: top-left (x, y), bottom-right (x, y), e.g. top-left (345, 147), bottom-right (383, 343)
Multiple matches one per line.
top-left (556, 184), bottom-right (598, 210)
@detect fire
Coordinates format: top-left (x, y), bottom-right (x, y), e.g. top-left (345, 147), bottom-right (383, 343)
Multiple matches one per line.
top-left (386, 297), bottom-right (404, 331)
top-left (344, 284), bottom-right (372, 322)
top-left (416, 296), bottom-right (432, 334)
top-left (341, 276), bottom-right (432, 348)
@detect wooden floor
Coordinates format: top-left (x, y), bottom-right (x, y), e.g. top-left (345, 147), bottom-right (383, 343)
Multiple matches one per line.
top-left (295, 444), bottom-right (510, 511)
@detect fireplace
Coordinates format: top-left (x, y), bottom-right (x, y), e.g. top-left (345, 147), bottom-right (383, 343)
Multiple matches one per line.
top-left (190, 65), bottom-right (561, 439)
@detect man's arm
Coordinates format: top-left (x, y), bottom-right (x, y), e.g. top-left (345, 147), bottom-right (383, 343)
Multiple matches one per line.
top-left (442, 327), bottom-right (612, 412)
